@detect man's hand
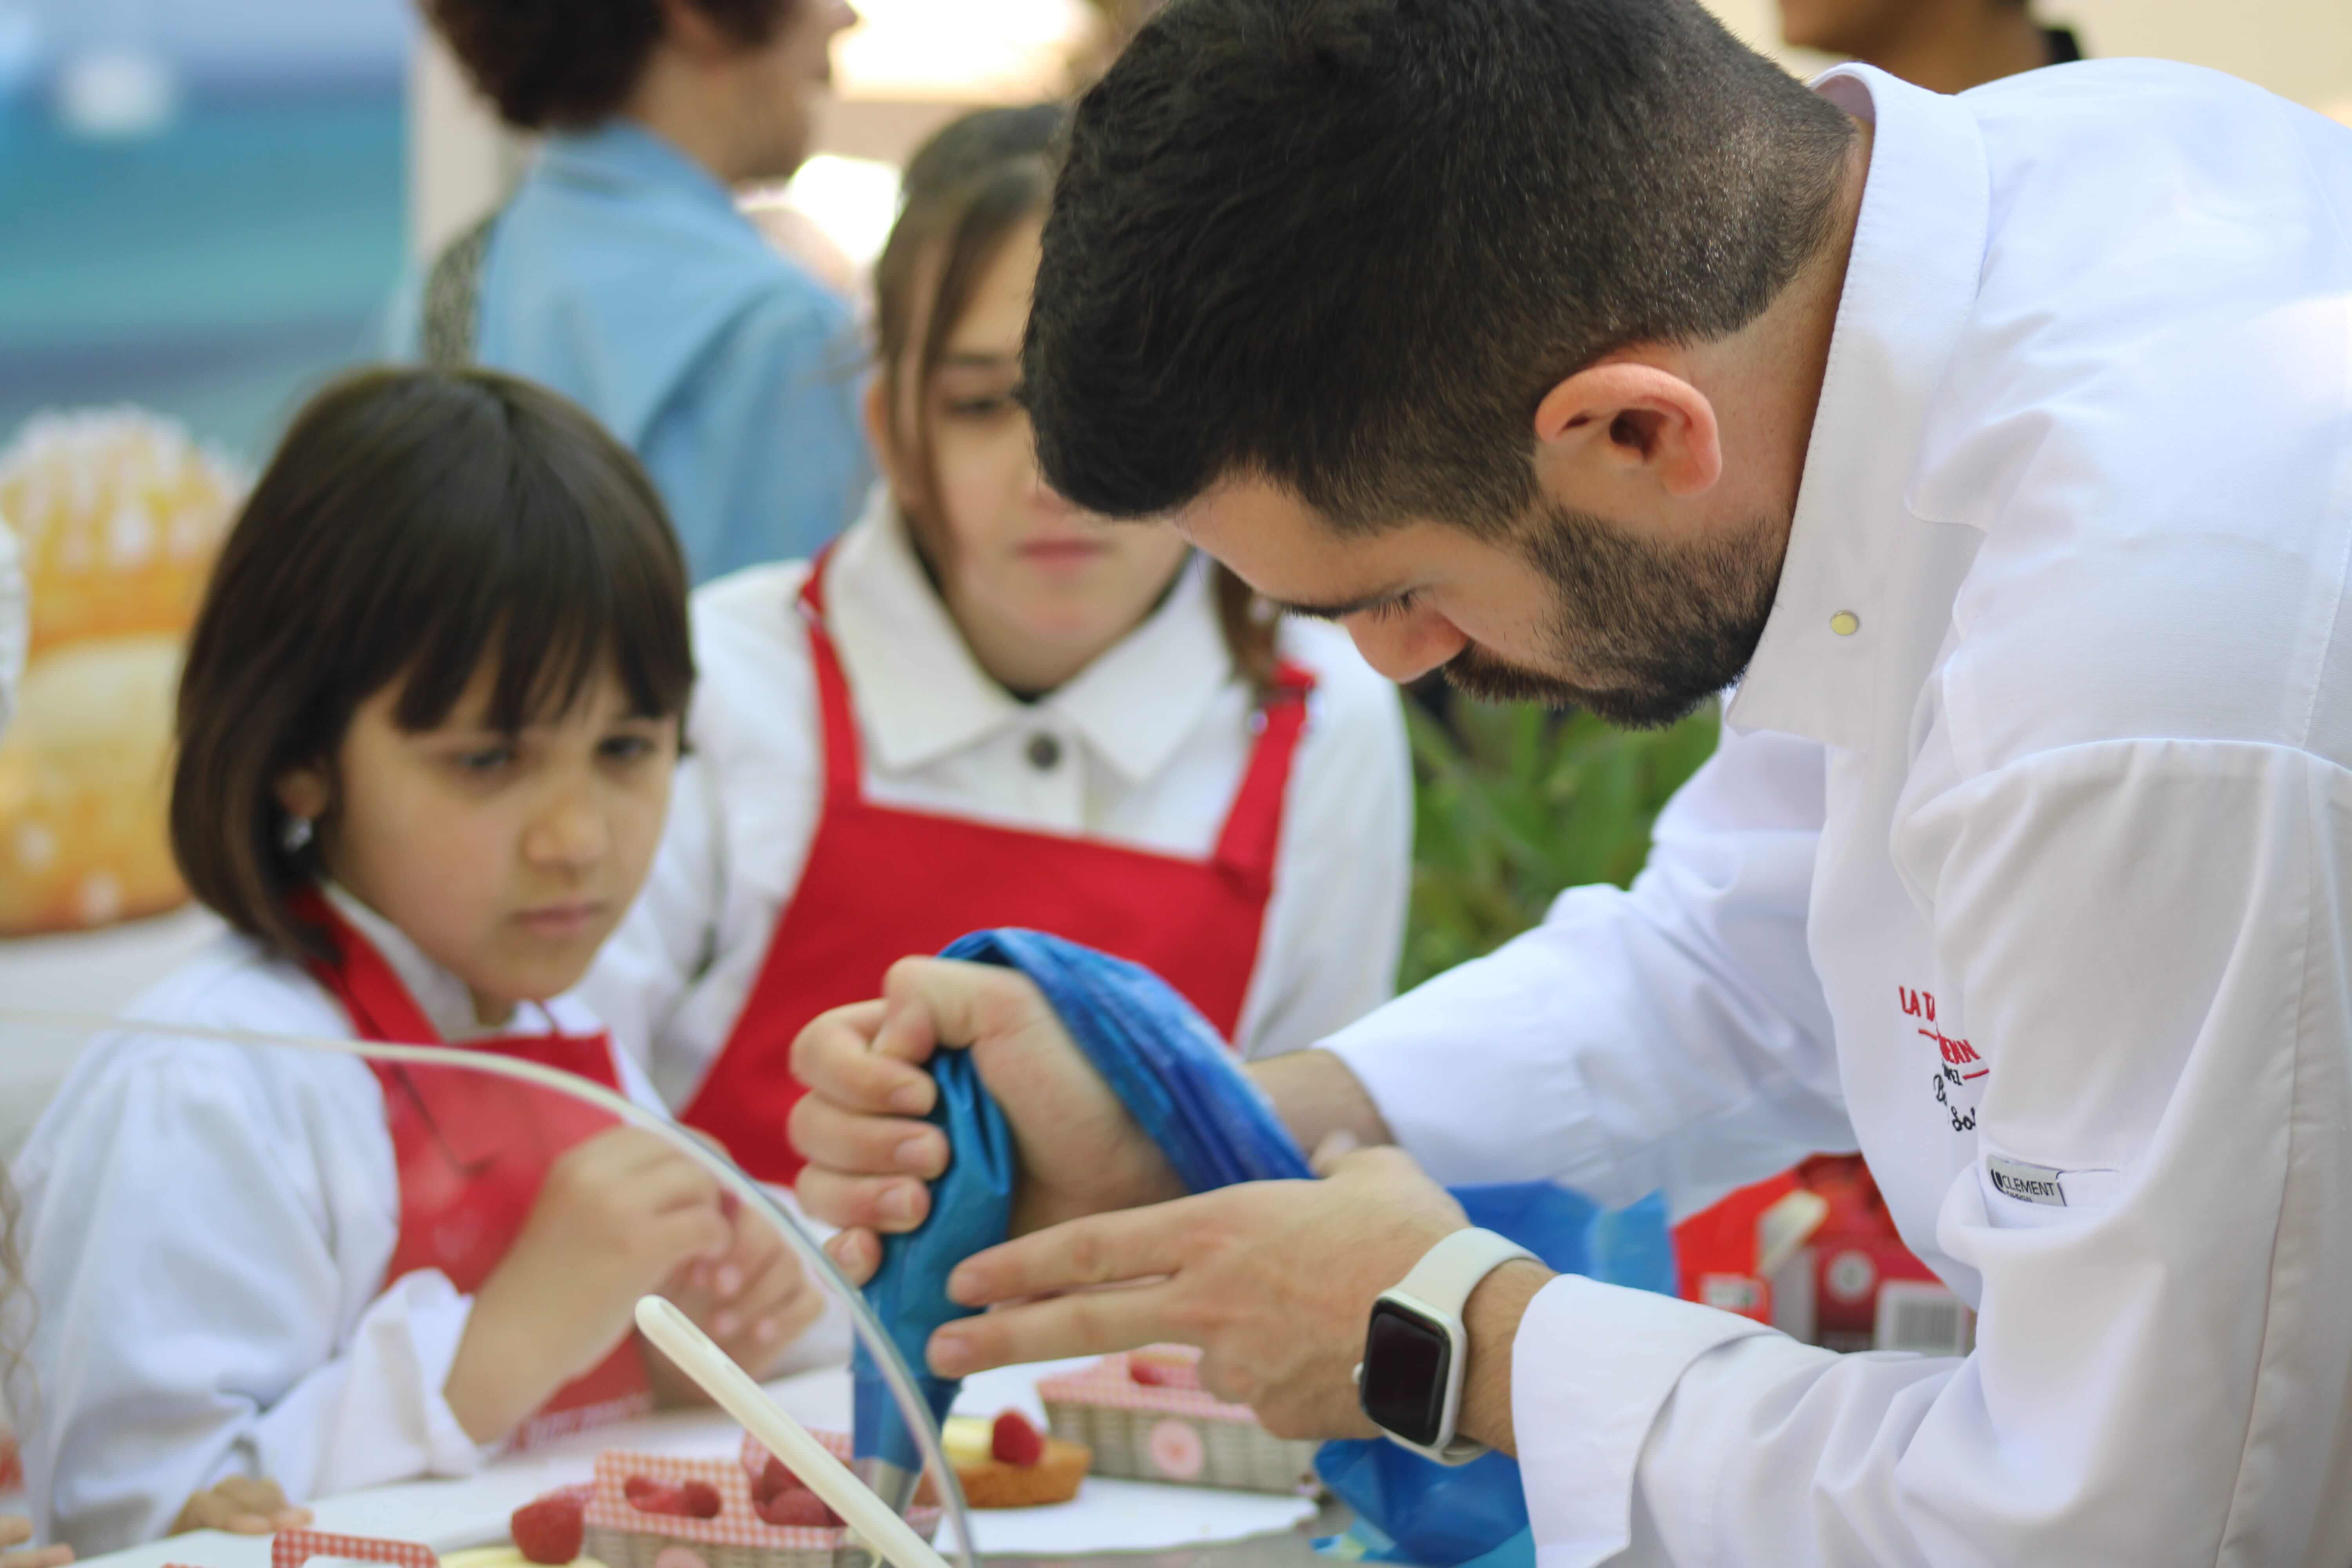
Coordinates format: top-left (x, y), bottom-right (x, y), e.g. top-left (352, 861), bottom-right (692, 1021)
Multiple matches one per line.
top-left (789, 958), bottom-right (1182, 1281)
top-left (924, 1140), bottom-right (1506, 1441)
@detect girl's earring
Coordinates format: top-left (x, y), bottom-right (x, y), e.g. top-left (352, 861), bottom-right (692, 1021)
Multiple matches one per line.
top-left (281, 815), bottom-right (315, 854)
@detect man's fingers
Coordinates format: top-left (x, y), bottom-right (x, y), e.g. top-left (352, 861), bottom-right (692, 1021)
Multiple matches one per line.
top-left (870, 958), bottom-right (1051, 1074)
top-left (0, 1521), bottom-right (31, 1550)
top-left (1309, 1128), bottom-right (1361, 1178)
top-left (787, 1093), bottom-right (947, 1180)
top-left (929, 1279), bottom-right (1181, 1377)
top-left (796, 1166), bottom-right (932, 1234)
top-left (824, 1226), bottom-right (882, 1286)
top-left (0, 1546), bottom-right (75, 1568)
top-left (1318, 1142), bottom-right (1430, 1186)
top-left (947, 1202), bottom-right (1194, 1309)
top-left (790, 1000), bottom-right (935, 1118)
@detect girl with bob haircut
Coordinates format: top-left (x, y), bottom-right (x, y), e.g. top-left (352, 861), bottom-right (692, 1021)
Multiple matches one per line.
top-left (585, 106), bottom-right (1414, 1188)
top-left (9, 367), bottom-right (827, 1557)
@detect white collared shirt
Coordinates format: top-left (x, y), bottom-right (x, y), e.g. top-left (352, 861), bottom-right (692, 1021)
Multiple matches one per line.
top-left (7, 900), bottom-right (673, 1555)
top-left (584, 489), bottom-right (1413, 1109)
top-left (1325, 62), bottom-right (2352, 1566)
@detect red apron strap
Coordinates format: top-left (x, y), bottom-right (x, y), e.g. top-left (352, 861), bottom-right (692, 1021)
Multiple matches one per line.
top-left (288, 887), bottom-right (441, 1045)
top-left (795, 552), bottom-right (866, 807)
top-left (1213, 661), bottom-right (1317, 894)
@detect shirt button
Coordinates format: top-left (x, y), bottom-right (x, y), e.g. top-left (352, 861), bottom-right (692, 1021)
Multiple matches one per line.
top-left (1829, 611), bottom-right (1861, 637)
top-left (1025, 733), bottom-right (1063, 771)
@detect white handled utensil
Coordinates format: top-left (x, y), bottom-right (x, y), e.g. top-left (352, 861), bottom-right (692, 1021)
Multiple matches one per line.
top-left (634, 1296), bottom-right (956, 1568)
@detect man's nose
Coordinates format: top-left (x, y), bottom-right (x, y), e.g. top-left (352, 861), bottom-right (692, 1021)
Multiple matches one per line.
top-left (1343, 604), bottom-right (1468, 685)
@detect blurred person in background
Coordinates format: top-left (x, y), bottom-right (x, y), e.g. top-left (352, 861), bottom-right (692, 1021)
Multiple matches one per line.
top-left (584, 106), bottom-right (1413, 1183)
top-left (394, 0), bottom-right (873, 583)
top-left (1071, 0), bottom-right (1169, 80)
top-left (1779, 0), bottom-right (2082, 92)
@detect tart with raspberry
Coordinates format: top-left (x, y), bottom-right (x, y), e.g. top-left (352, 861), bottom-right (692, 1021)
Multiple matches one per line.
top-left (943, 1410), bottom-right (1090, 1508)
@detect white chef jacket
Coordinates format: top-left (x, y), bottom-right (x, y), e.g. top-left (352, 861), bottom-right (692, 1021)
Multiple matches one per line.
top-left (1325, 62), bottom-right (2352, 1567)
top-left (584, 489), bottom-right (1413, 1108)
top-left (7, 887), bottom-right (684, 1555)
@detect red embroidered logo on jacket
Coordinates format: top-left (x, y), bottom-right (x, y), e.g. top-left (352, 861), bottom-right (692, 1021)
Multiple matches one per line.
top-left (1902, 987), bottom-right (1984, 1133)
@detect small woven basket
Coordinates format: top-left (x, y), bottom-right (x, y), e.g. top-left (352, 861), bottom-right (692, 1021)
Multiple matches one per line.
top-left (1036, 1348), bottom-right (1319, 1496)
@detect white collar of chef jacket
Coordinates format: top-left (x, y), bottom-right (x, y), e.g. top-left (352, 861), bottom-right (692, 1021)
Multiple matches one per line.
top-left (319, 879), bottom-right (566, 1043)
top-left (822, 486), bottom-right (1238, 786)
top-left (1727, 65), bottom-right (1990, 753)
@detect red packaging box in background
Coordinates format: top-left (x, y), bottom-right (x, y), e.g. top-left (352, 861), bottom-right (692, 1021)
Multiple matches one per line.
top-left (1674, 1154), bottom-right (1975, 1356)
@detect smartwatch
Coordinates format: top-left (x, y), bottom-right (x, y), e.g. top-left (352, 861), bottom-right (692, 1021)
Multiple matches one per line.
top-left (1353, 1227), bottom-right (1539, 1465)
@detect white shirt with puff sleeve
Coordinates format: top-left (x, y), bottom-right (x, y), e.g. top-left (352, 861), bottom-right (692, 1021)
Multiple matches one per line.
top-left (8, 888), bottom-right (685, 1556)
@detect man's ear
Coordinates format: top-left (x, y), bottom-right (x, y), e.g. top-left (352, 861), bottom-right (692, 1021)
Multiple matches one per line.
top-left (1532, 357), bottom-right (1722, 499)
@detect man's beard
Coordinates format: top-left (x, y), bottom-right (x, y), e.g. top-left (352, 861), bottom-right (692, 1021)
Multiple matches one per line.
top-left (1439, 501), bottom-right (1787, 728)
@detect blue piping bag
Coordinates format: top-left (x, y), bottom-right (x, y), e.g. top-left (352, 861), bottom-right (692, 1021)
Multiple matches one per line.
top-left (849, 1044), bottom-right (1016, 1477)
top-left (851, 929), bottom-right (1675, 1568)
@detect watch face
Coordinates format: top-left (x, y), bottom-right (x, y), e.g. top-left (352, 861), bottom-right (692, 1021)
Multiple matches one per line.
top-left (1359, 1299), bottom-right (1452, 1448)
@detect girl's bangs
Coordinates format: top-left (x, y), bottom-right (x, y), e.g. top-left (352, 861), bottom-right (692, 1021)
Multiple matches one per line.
top-left (386, 419), bottom-right (693, 736)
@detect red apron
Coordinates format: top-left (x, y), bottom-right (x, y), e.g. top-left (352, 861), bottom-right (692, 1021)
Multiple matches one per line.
top-left (679, 560), bottom-right (1316, 1182)
top-left (294, 891), bottom-right (654, 1447)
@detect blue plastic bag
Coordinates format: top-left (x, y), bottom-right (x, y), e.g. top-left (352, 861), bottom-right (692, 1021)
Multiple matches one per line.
top-left (853, 929), bottom-right (1677, 1566)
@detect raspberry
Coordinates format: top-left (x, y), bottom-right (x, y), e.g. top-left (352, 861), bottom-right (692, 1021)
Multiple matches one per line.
top-left (511, 1496), bottom-right (584, 1565)
top-left (1129, 1349), bottom-right (1200, 1389)
top-left (679, 1481), bottom-right (722, 1519)
top-left (751, 1455), bottom-right (793, 1504)
top-left (624, 1476), bottom-right (689, 1515)
top-left (991, 1410), bottom-right (1045, 1467)
top-left (757, 1487), bottom-right (840, 1529)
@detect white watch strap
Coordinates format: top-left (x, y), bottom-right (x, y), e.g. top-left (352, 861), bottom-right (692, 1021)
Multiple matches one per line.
top-left (1394, 1227), bottom-right (1540, 1321)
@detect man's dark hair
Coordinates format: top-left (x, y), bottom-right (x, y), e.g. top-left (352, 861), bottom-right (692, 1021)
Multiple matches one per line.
top-left (172, 366), bottom-right (693, 964)
top-left (1026, 0), bottom-right (1857, 532)
top-left (425, 0), bottom-right (796, 130)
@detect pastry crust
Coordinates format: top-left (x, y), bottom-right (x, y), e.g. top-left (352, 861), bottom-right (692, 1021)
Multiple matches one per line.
top-left (952, 1437), bottom-right (1091, 1508)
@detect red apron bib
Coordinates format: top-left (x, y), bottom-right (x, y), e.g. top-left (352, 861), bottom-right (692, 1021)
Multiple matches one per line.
top-left (679, 559), bottom-right (1316, 1182)
top-left (294, 891), bottom-right (654, 1447)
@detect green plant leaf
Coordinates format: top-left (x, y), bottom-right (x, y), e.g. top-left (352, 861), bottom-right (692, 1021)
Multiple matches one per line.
top-left (1401, 696), bottom-right (1719, 991)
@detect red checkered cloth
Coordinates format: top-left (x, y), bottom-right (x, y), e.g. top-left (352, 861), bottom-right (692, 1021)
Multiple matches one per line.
top-left (271, 1529), bottom-right (437, 1568)
top-left (1036, 1348), bottom-right (1258, 1422)
top-left (586, 1442), bottom-right (937, 1552)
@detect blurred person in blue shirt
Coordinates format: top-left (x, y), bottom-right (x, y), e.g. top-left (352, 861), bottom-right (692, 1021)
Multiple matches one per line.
top-left (394, 0), bottom-right (872, 582)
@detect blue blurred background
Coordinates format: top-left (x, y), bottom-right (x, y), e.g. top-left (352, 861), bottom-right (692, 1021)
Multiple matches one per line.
top-left (0, 0), bottom-right (414, 462)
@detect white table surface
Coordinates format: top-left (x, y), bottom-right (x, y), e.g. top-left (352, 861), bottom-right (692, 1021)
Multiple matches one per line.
top-left (73, 1361), bottom-right (1318, 1568)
